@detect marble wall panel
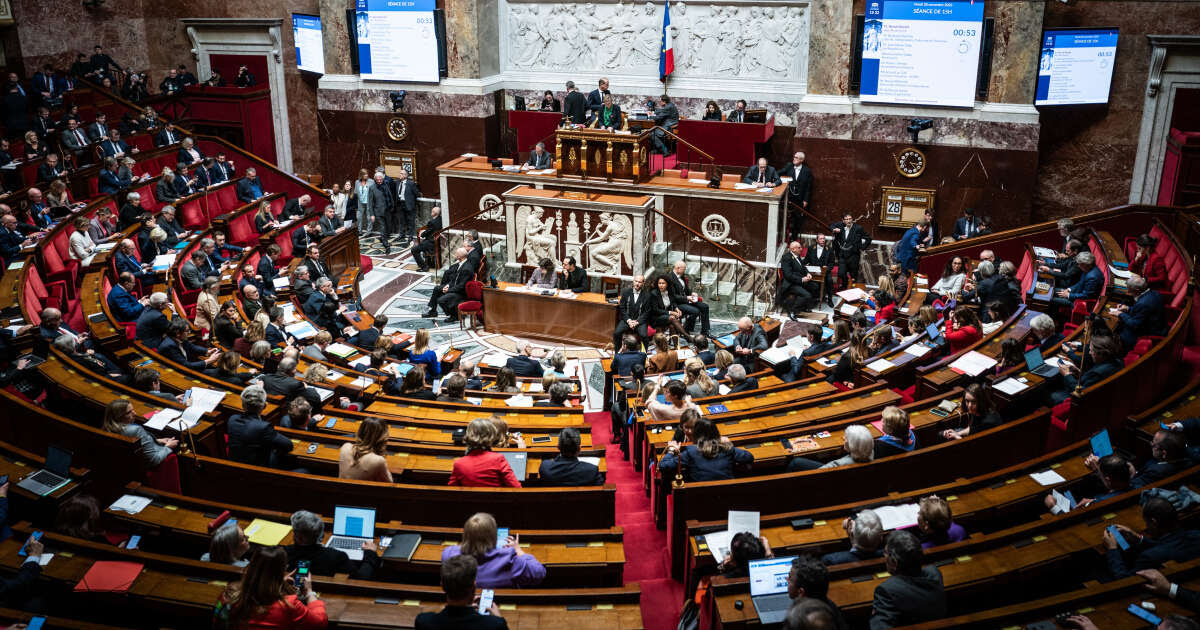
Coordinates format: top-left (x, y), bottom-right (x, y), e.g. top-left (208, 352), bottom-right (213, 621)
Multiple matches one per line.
top-left (806, 0), bottom-right (852, 96)
top-left (11, 0), bottom-right (151, 76)
top-left (987, 0), bottom-right (1043, 104)
top-left (321, 0), bottom-right (353, 76)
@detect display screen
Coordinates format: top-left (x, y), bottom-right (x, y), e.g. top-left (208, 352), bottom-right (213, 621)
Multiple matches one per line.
top-left (292, 14), bottom-right (325, 75)
top-left (859, 0), bottom-right (985, 108)
top-left (355, 0), bottom-right (440, 82)
top-left (1035, 28), bottom-right (1118, 106)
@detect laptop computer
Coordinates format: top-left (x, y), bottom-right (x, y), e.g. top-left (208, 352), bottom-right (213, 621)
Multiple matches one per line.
top-left (325, 505), bottom-right (376, 561)
top-left (17, 445), bottom-right (72, 497)
top-left (502, 452), bottom-right (528, 481)
top-left (1024, 347), bottom-right (1060, 378)
top-left (749, 556), bottom-right (797, 624)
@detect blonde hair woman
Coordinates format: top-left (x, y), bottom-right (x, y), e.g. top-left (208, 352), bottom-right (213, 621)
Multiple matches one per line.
top-left (193, 276), bottom-right (221, 332)
top-left (683, 357), bottom-right (717, 398)
top-left (408, 328), bottom-right (440, 380)
top-left (714, 349), bottom-right (735, 380)
top-left (254, 199), bottom-right (277, 234)
top-left (338, 417), bottom-right (393, 482)
top-left (448, 418), bottom-right (520, 487)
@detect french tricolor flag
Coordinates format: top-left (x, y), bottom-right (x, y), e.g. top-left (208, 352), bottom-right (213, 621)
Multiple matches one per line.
top-left (659, 0), bottom-right (674, 82)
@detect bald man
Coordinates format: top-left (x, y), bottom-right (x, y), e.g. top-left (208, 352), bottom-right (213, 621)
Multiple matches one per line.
top-left (423, 246), bottom-right (475, 322)
top-left (779, 241), bottom-right (814, 317)
top-left (614, 274), bottom-right (650, 348)
top-left (731, 316), bottom-right (767, 371)
top-left (780, 151), bottom-right (813, 238)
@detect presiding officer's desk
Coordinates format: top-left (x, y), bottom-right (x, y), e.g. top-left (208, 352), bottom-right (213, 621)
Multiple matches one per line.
top-left (483, 281), bottom-right (618, 346)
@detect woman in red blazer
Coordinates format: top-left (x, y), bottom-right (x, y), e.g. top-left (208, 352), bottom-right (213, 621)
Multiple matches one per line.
top-left (1130, 234), bottom-right (1169, 291)
top-left (215, 546), bottom-right (328, 629)
top-left (449, 418), bottom-right (522, 487)
top-left (944, 305), bottom-right (982, 354)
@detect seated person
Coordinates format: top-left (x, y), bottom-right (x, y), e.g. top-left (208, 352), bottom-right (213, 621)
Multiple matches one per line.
top-left (742, 157), bottom-right (780, 187)
top-left (107, 271), bottom-right (147, 322)
top-left (456, 357), bottom-right (483, 390)
top-left (525, 257), bottom-right (557, 289)
top-left (506, 340), bottom-right (544, 378)
top-left (394, 365), bottom-right (438, 400)
top-left (694, 335), bottom-right (715, 365)
top-left (868, 326), bottom-right (899, 356)
top-left (441, 512), bottom-right (546, 588)
top-left (659, 418), bottom-right (753, 482)
top-left (492, 366), bottom-right (521, 394)
top-left (870, 530), bottom-right (947, 628)
top-left (611, 334), bottom-right (647, 377)
top-left (101, 399), bottom-right (177, 471)
top-left (158, 319), bottom-right (218, 370)
top-left (134, 292), bottom-right (175, 347)
top-left (227, 385), bottom-right (295, 468)
top-left (523, 141), bottom-right (552, 169)
top-left (1049, 336), bottom-right (1124, 405)
top-left (944, 305), bottom-right (982, 354)
top-left (1050, 251), bottom-right (1104, 310)
top-left (874, 406), bottom-right (917, 458)
top-left (717, 531), bottom-right (773, 578)
top-left (449, 419), bottom-right (521, 487)
top-left (646, 378), bottom-right (699, 422)
top-left (1104, 497), bottom-right (1200, 579)
top-left (279, 396), bottom-right (318, 431)
top-left (940, 383), bottom-right (1003, 441)
top-left (788, 424), bottom-right (874, 472)
top-left (786, 556), bottom-right (850, 630)
top-left (132, 367), bottom-right (180, 402)
top-left (725, 364), bottom-right (757, 393)
top-left (1039, 239), bottom-right (1084, 288)
top-left (822, 509), bottom-right (884, 565)
top-left (1116, 274), bottom-right (1169, 351)
top-left (533, 382), bottom-right (571, 408)
top-left (202, 523), bottom-right (250, 567)
top-left (285, 509), bottom-right (380, 579)
top-left (537, 427), bottom-right (604, 486)
top-left (260, 357), bottom-right (320, 407)
top-left (1044, 453), bottom-right (1132, 513)
top-left (683, 358), bottom-right (718, 399)
top-left (587, 93), bottom-right (623, 130)
top-left (339, 417), bottom-right (393, 483)
top-left (1028, 313), bottom-right (1064, 353)
top-left (416, 555), bottom-right (508, 629)
top-left (646, 332), bottom-right (677, 374)
top-left (931, 256), bottom-right (967, 297)
top-left (910, 495), bottom-right (966, 548)
top-left (1130, 233), bottom-right (1169, 291)
top-left (436, 373), bottom-right (468, 404)
top-left (559, 256), bottom-right (588, 293)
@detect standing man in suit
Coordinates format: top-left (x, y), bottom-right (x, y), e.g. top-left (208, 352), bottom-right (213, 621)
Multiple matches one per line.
top-left (742, 157), bottom-right (781, 187)
top-left (780, 151), bottom-right (813, 238)
top-left (667, 260), bottom-right (709, 336)
top-left (523, 142), bottom-right (552, 169)
top-left (804, 233), bottom-right (835, 306)
top-left (538, 427), bottom-right (605, 486)
top-left (778, 241), bottom-right (814, 317)
top-left (869, 529), bottom-right (947, 628)
top-left (731, 316), bottom-right (767, 372)
top-left (1117, 275), bottom-right (1169, 351)
top-left (650, 94), bottom-right (679, 156)
top-left (411, 205), bottom-right (442, 271)
top-left (726, 99), bottom-right (748, 122)
top-left (506, 340), bottom-right (545, 377)
top-left (423, 247), bottom-right (473, 322)
top-left (586, 78), bottom-right (610, 118)
top-left (367, 171), bottom-right (394, 250)
top-left (613, 275), bottom-right (649, 349)
top-left (563, 80), bottom-right (587, 124)
top-left (256, 244), bottom-right (281, 298)
top-left (559, 256), bottom-right (588, 293)
top-left (394, 169), bottom-right (420, 245)
top-left (952, 207), bottom-right (981, 241)
top-left (831, 212), bottom-right (872, 287)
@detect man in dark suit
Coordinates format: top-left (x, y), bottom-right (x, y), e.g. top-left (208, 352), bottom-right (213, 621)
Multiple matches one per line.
top-left (97, 157), bottom-right (130, 195)
top-left (265, 307), bottom-right (290, 346)
top-left (694, 336), bottom-right (715, 365)
top-left (211, 152), bottom-right (236, 182)
top-left (194, 158), bottom-right (215, 188)
top-left (260, 358), bottom-right (321, 407)
top-left (412, 205), bottom-right (442, 271)
top-left (157, 205), bottom-right (188, 245)
top-left (180, 250), bottom-right (207, 290)
top-left (538, 427), bottom-right (605, 486)
top-left (228, 384), bottom-right (298, 467)
top-left (804, 233), bottom-right (835, 306)
top-left (523, 142), bottom-right (553, 169)
top-left (235, 167), bottom-right (264, 203)
top-left (348, 313), bottom-right (387, 349)
top-left (505, 340), bottom-right (544, 378)
top-left (725, 364), bottom-right (758, 393)
top-left (113, 238), bottom-right (156, 285)
top-left (158, 320), bottom-right (216, 370)
top-left (585, 78), bottom-right (610, 117)
top-left (36, 153), bottom-right (65, 183)
top-left (1051, 252), bottom-right (1103, 311)
top-left (742, 157), bottom-right (781, 187)
top-left (778, 241), bottom-right (813, 317)
top-left (134, 292), bottom-right (175, 347)
top-left (650, 93), bottom-right (679, 155)
top-left (952, 207), bottom-right (982, 241)
top-left (463, 230), bottom-right (485, 270)
top-left (301, 244), bottom-right (329, 281)
top-left (85, 112), bottom-right (111, 143)
top-left (559, 256), bottom-right (588, 293)
top-left (612, 334), bottom-right (646, 377)
top-left (831, 213), bottom-right (872, 287)
top-left (0, 532), bottom-right (44, 607)
top-left (393, 169), bottom-right (420, 243)
top-left (318, 205), bottom-right (343, 237)
top-left (107, 271), bottom-right (147, 321)
top-left (1029, 314), bottom-right (1064, 354)
top-left (0, 215), bottom-right (29, 265)
top-left (801, 325), bottom-right (834, 358)
top-left (731, 316), bottom-right (768, 371)
top-left (533, 382), bottom-right (571, 408)
top-left (291, 221), bottom-right (322, 253)
top-left (1118, 275), bottom-right (1169, 351)
top-left (32, 105), bottom-right (53, 140)
top-left (367, 171), bottom-right (394, 251)
top-left (613, 276), bottom-right (649, 349)
top-left (414, 555), bottom-right (508, 630)
top-left (98, 128), bottom-right (134, 159)
top-left (666, 260), bottom-right (709, 335)
top-left (869, 529), bottom-right (946, 628)
top-left (1039, 239), bottom-right (1083, 288)
top-left (256, 244), bottom-right (281, 296)
top-left (726, 99), bottom-right (748, 122)
top-left (422, 246), bottom-right (474, 322)
top-left (59, 118), bottom-right (90, 162)
top-left (282, 194), bottom-right (312, 220)
top-left (154, 124), bottom-right (181, 147)
top-left (780, 151), bottom-right (813, 238)
top-left (1105, 497), bottom-right (1200, 580)
top-left (303, 277), bottom-right (343, 333)
top-left (563, 80), bottom-right (587, 124)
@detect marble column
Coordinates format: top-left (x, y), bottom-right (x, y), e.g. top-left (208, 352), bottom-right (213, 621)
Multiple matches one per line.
top-left (986, 0), bottom-right (1044, 104)
top-left (321, 0), bottom-right (353, 76)
top-left (806, 0), bottom-right (852, 96)
top-left (444, 0), bottom-right (499, 78)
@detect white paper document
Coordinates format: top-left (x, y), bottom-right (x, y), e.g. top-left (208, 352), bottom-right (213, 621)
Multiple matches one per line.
top-left (728, 511), bottom-right (760, 537)
top-left (903, 344), bottom-right (932, 358)
top-left (579, 456), bottom-right (601, 466)
top-left (504, 394), bottom-right (534, 407)
top-left (948, 351), bottom-right (997, 376)
top-left (1049, 489), bottom-right (1074, 515)
top-left (866, 359), bottom-right (895, 372)
top-left (272, 277), bottom-right (290, 289)
top-left (1030, 470), bottom-right (1067, 486)
top-left (993, 378), bottom-right (1029, 395)
top-left (760, 345), bottom-right (793, 365)
top-left (704, 530), bottom-right (735, 561)
top-left (109, 494), bottom-right (153, 515)
top-left (285, 321), bottom-right (319, 339)
top-left (187, 388), bottom-right (227, 414)
top-left (311, 387), bottom-right (335, 401)
top-left (873, 504), bottom-right (920, 531)
top-left (836, 288), bottom-right (868, 302)
top-left (839, 304), bottom-right (859, 316)
top-left (144, 409), bottom-right (182, 430)
top-left (350, 377), bottom-right (375, 389)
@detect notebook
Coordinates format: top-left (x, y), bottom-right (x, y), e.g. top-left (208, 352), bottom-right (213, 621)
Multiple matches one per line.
top-left (382, 533), bottom-right (422, 561)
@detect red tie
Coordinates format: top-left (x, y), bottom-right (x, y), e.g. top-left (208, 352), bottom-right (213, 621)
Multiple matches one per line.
top-left (75, 130), bottom-right (84, 144)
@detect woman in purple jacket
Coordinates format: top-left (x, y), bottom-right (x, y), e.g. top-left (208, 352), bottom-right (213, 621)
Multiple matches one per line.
top-left (441, 512), bottom-right (547, 588)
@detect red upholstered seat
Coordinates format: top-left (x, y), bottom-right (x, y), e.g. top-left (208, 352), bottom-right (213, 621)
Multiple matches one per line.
top-left (458, 280), bottom-right (484, 330)
top-left (359, 255), bottom-right (373, 274)
top-left (179, 198), bottom-right (206, 229)
top-left (228, 213), bottom-right (256, 246)
top-left (213, 183), bottom-right (239, 214)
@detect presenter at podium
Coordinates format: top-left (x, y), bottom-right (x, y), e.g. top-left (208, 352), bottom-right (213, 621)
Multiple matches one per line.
top-left (650, 95), bottom-right (678, 155)
top-left (588, 94), bottom-right (624, 131)
top-left (743, 157), bottom-right (781, 187)
top-left (523, 142), bottom-right (553, 170)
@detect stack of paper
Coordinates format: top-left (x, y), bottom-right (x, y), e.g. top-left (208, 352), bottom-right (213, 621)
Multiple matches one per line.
top-left (866, 358), bottom-right (895, 372)
top-left (350, 376), bottom-right (375, 389)
top-left (993, 377), bottom-right (1028, 395)
top-left (325, 343), bottom-right (357, 359)
top-left (839, 304), bottom-right (859, 316)
top-left (760, 345), bottom-right (793, 365)
top-left (188, 388), bottom-right (227, 414)
top-left (272, 277), bottom-right (290, 289)
top-left (285, 321), bottom-right (319, 339)
top-left (733, 182), bottom-right (755, 190)
top-left (836, 288), bottom-right (868, 302)
top-left (872, 504), bottom-right (920, 530)
top-left (108, 495), bottom-right (152, 515)
top-left (948, 351), bottom-right (997, 376)
top-left (903, 344), bottom-right (932, 358)
top-left (151, 253), bottom-right (177, 272)
top-left (1030, 470), bottom-right (1067, 486)
top-left (144, 409), bottom-right (182, 430)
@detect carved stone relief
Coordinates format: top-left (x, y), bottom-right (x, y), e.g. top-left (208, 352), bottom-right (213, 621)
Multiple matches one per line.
top-left (502, 1), bottom-right (810, 81)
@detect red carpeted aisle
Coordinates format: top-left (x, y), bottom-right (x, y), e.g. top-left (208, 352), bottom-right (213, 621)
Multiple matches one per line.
top-left (585, 411), bottom-right (682, 630)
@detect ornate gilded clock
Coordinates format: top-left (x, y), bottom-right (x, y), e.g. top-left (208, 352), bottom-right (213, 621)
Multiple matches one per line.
top-left (896, 147), bottom-right (926, 178)
top-left (386, 117), bottom-right (410, 142)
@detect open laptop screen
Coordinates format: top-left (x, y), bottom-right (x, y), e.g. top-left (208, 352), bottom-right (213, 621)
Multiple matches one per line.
top-left (1023, 347), bottom-right (1045, 371)
top-left (334, 506), bottom-right (376, 539)
top-left (748, 556), bottom-right (796, 597)
top-left (45, 445), bottom-right (72, 477)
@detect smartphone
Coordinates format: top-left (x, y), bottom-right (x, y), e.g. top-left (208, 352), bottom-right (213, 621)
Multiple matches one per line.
top-left (324, 418), bottom-right (337, 428)
top-left (1126, 603), bottom-right (1162, 625)
top-left (26, 617), bottom-right (45, 630)
top-left (0, 474), bottom-right (8, 487)
top-left (496, 527), bottom-right (509, 550)
top-left (18, 531), bottom-right (42, 557)
top-left (478, 588), bottom-right (495, 615)
top-left (1107, 525), bottom-right (1131, 551)
top-left (531, 436), bottom-right (551, 444)
top-left (127, 535), bottom-right (141, 550)
top-left (295, 560), bottom-right (310, 592)
top-left (1161, 422), bottom-right (1175, 431)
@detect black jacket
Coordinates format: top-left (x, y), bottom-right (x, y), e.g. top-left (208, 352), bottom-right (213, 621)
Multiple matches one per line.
top-left (617, 288), bottom-right (649, 326)
top-left (563, 91), bottom-right (587, 124)
top-left (611, 351), bottom-right (646, 377)
top-left (285, 543), bottom-right (380, 579)
top-left (537, 455), bottom-right (605, 486)
top-left (780, 162), bottom-right (813, 204)
top-left (227, 413), bottom-right (293, 467)
top-left (780, 251), bottom-right (809, 294)
top-left (804, 244), bottom-right (835, 268)
top-left (831, 222), bottom-right (872, 259)
top-left (560, 267), bottom-right (588, 293)
top-left (742, 165), bottom-right (781, 186)
top-left (261, 373), bottom-right (320, 407)
top-left (505, 355), bottom-right (543, 378)
top-left (1106, 528), bottom-right (1200, 579)
top-left (415, 606), bottom-right (509, 630)
top-left (869, 566), bottom-right (947, 629)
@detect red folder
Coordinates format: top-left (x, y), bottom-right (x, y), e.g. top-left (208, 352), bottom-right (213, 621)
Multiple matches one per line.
top-left (74, 561), bottom-right (144, 593)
